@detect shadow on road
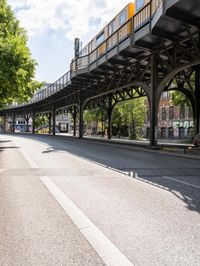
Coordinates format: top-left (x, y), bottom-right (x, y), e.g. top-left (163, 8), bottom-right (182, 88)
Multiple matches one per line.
top-left (0, 146), bottom-right (19, 150)
top-left (2, 133), bottom-right (200, 213)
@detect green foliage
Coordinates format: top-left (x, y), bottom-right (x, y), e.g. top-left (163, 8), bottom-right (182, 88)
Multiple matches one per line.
top-left (83, 97), bottom-right (146, 139)
top-left (171, 91), bottom-right (191, 108)
top-left (84, 107), bottom-right (105, 124)
top-left (84, 106), bottom-right (106, 135)
top-left (34, 116), bottom-right (48, 129)
top-left (171, 72), bottom-right (195, 108)
top-left (0, 0), bottom-right (41, 107)
top-left (114, 97), bottom-right (146, 139)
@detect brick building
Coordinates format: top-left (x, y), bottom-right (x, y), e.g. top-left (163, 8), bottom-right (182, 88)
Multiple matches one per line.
top-left (144, 91), bottom-right (194, 140)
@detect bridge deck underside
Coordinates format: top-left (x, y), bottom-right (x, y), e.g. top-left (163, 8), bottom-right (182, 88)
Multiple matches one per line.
top-left (1, 0), bottom-right (200, 143)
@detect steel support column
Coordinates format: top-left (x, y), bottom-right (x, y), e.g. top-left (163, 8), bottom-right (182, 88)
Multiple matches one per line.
top-left (48, 112), bottom-right (52, 134)
top-left (12, 112), bottom-right (15, 133)
top-left (52, 105), bottom-right (56, 136)
top-left (107, 94), bottom-right (113, 139)
top-left (72, 106), bottom-right (77, 137)
top-left (79, 91), bottom-right (84, 139)
top-left (150, 54), bottom-right (158, 146)
top-left (3, 115), bottom-right (6, 132)
top-left (32, 111), bottom-right (35, 134)
top-left (194, 66), bottom-right (200, 135)
top-left (26, 115), bottom-right (29, 133)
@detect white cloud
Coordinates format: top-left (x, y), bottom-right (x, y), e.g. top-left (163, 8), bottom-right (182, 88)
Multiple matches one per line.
top-left (7, 0), bottom-right (132, 44)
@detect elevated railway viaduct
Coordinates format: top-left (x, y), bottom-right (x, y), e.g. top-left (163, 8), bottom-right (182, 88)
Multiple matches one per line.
top-left (1, 0), bottom-right (200, 145)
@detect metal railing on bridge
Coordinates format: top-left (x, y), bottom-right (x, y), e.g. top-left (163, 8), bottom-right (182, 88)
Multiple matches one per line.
top-left (6, 71), bottom-right (71, 109)
top-left (29, 71), bottom-right (71, 103)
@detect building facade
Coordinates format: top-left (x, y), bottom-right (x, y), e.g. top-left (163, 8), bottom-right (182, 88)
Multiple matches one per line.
top-left (145, 91), bottom-right (194, 140)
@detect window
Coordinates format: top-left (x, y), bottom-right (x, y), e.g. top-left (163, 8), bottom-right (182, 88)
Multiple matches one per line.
top-left (161, 107), bottom-right (166, 120)
top-left (119, 9), bottom-right (127, 26)
top-left (136, 0), bottom-right (144, 11)
top-left (188, 106), bottom-right (193, 119)
top-left (168, 127), bottom-right (174, 138)
top-left (89, 40), bottom-right (95, 53)
top-left (109, 20), bottom-right (116, 36)
top-left (179, 106), bottom-right (185, 119)
top-left (109, 23), bottom-right (113, 36)
top-left (96, 32), bottom-right (105, 46)
top-left (179, 127), bottom-right (185, 138)
top-left (161, 91), bottom-right (168, 99)
top-left (169, 106), bottom-right (174, 120)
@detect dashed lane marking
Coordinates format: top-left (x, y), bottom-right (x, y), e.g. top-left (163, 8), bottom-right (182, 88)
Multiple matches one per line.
top-left (12, 140), bottom-right (39, 169)
top-left (40, 176), bottom-right (134, 266)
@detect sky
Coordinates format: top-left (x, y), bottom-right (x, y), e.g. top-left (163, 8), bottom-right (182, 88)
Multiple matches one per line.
top-left (7, 0), bottom-right (132, 83)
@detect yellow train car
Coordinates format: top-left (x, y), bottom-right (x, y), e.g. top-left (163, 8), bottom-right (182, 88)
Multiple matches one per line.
top-left (79, 3), bottom-right (135, 63)
top-left (136, 0), bottom-right (161, 13)
top-left (135, 0), bottom-right (150, 12)
top-left (134, 0), bottom-right (159, 29)
top-left (78, 1), bottom-right (156, 65)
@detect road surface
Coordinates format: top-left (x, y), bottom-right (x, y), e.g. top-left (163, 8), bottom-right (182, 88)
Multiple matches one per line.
top-left (0, 133), bottom-right (200, 266)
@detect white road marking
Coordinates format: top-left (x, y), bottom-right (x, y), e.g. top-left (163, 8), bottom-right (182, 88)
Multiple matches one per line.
top-left (19, 148), bottom-right (39, 168)
top-left (12, 140), bottom-right (39, 169)
top-left (40, 176), bottom-right (133, 266)
top-left (162, 176), bottom-right (200, 189)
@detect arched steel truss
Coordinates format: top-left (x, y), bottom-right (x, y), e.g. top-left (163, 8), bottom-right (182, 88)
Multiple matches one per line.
top-left (0, 0), bottom-right (200, 145)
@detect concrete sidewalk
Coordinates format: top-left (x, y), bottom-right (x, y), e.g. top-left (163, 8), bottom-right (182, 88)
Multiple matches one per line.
top-left (2, 132), bottom-right (200, 161)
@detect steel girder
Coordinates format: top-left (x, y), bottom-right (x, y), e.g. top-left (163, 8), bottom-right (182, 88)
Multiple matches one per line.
top-left (1, 0), bottom-right (200, 144)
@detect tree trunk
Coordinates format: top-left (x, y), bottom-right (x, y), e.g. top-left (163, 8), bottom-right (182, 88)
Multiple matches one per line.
top-left (129, 114), bottom-right (136, 139)
top-left (101, 117), bottom-right (104, 137)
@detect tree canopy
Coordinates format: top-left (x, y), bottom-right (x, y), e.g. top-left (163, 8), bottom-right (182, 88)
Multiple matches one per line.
top-left (171, 74), bottom-right (195, 108)
top-left (83, 96), bottom-right (146, 139)
top-left (0, 0), bottom-right (41, 107)
top-left (113, 97), bottom-right (146, 139)
top-left (171, 91), bottom-right (191, 108)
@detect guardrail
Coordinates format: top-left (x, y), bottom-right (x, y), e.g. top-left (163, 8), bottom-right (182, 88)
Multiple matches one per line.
top-left (5, 0), bottom-right (163, 110)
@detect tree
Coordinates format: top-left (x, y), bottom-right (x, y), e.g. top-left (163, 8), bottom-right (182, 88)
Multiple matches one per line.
top-left (83, 96), bottom-right (146, 139)
top-left (34, 115), bottom-right (48, 130)
top-left (0, 0), bottom-right (41, 107)
top-left (114, 97), bottom-right (146, 139)
top-left (171, 74), bottom-right (195, 108)
top-left (171, 91), bottom-right (191, 107)
top-left (84, 107), bottom-right (106, 135)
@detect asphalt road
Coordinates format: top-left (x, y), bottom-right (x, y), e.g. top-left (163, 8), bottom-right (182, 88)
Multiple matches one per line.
top-left (0, 133), bottom-right (200, 266)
